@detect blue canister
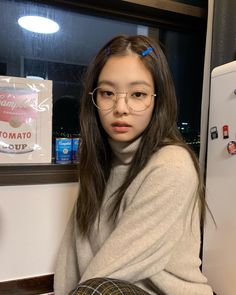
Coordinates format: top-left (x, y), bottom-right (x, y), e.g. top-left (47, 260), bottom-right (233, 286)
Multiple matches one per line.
top-left (55, 138), bottom-right (72, 164)
top-left (72, 137), bottom-right (80, 163)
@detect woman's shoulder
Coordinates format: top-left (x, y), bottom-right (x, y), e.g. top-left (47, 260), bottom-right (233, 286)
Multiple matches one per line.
top-left (149, 145), bottom-right (197, 176)
top-left (154, 144), bottom-right (192, 159)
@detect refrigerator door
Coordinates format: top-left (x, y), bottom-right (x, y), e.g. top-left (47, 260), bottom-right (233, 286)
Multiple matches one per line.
top-left (203, 61), bottom-right (236, 295)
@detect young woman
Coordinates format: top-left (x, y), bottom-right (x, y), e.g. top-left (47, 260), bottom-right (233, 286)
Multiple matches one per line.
top-left (54, 35), bottom-right (213, 295)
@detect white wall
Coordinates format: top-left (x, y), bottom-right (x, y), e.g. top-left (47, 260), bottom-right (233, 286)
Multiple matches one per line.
top-left (0, 182), bottom-right (78, 281)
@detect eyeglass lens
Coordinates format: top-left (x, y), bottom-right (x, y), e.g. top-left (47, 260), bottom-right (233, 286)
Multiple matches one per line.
top-left (92, 87), bottom-right (153, 111)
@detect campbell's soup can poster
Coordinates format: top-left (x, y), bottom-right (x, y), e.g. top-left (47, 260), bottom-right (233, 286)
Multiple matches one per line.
top-left (0, 76), bottom-right (52, 164)
top-left (0, 88), bottom-right (38, 154)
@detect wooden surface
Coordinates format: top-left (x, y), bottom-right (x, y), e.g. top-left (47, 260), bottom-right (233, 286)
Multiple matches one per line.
top-left (122, 0), bottom-right (206, 18)
top-left (0, 274), bottom-right (53, 295)
top-left (0, 163), bottom-right (79, 186)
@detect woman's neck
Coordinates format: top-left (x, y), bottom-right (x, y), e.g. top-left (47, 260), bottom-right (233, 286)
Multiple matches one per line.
top-left (108, 137), bottom-right (142, 165)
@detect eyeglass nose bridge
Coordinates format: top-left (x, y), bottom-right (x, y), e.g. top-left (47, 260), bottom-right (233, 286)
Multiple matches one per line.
top-left (113, 91), bottom-right (129, 107)
top-left (115, 91), bottom-right (128, 98)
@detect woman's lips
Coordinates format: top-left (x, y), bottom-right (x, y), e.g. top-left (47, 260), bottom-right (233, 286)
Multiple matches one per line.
top-left (111, 121), bottom-right (131, 133)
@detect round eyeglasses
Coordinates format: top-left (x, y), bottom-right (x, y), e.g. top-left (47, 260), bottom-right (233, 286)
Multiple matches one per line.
top-left (89, 87), bottom-right (156, 112)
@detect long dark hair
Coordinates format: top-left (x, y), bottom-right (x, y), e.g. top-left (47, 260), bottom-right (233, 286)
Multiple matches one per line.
top-left (77, 35), bottom-right (206, 236)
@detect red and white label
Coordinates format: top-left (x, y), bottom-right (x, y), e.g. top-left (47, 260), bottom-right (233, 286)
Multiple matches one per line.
top-left (0, 89), bottom-right (38, 154)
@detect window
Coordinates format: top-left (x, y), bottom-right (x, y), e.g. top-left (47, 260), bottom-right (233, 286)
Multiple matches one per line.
top-left (0, 0), bottom-right (207, 185)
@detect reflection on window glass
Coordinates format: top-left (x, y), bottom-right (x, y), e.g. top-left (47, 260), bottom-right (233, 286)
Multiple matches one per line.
top-left (0, 0), bottom-right (204, 160)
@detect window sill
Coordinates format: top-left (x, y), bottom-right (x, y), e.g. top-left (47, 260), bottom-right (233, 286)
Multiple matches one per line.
top-left (0, 163), bottom-right (79, 186)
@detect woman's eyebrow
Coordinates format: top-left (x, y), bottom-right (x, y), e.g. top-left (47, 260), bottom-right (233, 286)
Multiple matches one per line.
top-left (129, 81), bottom-right (152, 87)
top-left (97, 80), bottom-right (152, 87)
top-left (97, 80), bottom-right (115, 87)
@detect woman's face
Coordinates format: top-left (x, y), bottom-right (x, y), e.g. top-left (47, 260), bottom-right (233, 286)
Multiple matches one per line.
top-left (96, 54), bottom-right (155, 142)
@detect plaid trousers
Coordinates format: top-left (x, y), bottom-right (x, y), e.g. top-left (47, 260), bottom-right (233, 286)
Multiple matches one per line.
top-left (70, 277), bottom-right (151, 295)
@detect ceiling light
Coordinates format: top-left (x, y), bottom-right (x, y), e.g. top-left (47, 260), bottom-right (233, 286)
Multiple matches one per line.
top-left (18, 16), bottom-right (59, 34)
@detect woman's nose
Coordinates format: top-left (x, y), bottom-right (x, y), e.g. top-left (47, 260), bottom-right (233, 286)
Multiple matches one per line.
top-left (113, 93), bottom-right (130, 115)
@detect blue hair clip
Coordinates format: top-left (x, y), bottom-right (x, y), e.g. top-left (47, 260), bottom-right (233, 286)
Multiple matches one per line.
top-left (142, 47), bottom-right (153, 57)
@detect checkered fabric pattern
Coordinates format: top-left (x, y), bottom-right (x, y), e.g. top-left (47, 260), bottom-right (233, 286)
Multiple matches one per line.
top-left (70, 277), bottom-right (151, 295)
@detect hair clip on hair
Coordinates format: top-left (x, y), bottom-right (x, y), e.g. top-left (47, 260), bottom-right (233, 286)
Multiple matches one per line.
top-left (141, 47), bottom-right (153, 57)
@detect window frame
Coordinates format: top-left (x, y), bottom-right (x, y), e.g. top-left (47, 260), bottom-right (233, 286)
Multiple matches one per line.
top-left (0, 0), bottom-right (207, 186)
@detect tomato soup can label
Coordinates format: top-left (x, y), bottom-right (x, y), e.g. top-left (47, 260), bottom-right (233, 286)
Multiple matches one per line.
top-left (0, 89), bottom-right (38, 154)
top-left (55, 138), bottom-right (72, 164)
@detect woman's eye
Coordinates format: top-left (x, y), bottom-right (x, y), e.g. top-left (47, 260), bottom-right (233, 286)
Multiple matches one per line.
top-left (105, 91), bottom-right (114, 97)
top-left (99, 90), bottom-right (114, 98)
top-left (131, 92), bottom-right (147, 99)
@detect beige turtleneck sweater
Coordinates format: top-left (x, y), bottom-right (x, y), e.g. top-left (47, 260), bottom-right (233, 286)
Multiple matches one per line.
top-left (54, 138), bottom-right (213, 295)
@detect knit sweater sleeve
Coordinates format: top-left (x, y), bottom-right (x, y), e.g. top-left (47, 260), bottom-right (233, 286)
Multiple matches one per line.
top-left (54, 206), bottom-right (80, 295)
top-left (80, 146), bottom-right (199, 283)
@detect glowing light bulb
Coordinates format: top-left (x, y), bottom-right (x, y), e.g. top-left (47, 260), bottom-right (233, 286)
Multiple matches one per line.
top-left (18, 16), bottom-right (59, 34)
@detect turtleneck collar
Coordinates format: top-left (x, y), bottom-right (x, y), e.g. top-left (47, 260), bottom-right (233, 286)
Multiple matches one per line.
top-left (108, 136), bottom-right (142, 165)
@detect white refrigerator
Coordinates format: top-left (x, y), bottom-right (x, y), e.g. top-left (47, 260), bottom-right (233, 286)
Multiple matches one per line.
top-left (203, 60), bottom-right (236, 295)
